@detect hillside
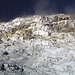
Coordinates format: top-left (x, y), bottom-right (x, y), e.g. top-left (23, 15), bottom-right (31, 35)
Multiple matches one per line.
top-left (0, 14), bottom-right (75, 75)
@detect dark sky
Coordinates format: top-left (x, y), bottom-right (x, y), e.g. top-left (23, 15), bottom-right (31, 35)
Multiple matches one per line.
top-left (0, 0), bottom-right (75, 21)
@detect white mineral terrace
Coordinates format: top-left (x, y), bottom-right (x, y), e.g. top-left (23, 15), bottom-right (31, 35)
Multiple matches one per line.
top-left (0, 14), bottom-right (75, 75)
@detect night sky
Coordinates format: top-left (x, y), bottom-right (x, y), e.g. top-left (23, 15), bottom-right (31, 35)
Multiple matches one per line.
top-left (0, 0), bottom-right (75, 21)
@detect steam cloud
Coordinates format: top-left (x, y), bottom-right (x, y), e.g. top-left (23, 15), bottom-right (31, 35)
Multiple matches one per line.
top-left (1, 0), bottom-right (75, 22)
top-left (65, 6), bottom-right (75, 14)
top-left (33, 0), bottom-right (58, 15)
top-left (33, 0), bottom-right (75, 15)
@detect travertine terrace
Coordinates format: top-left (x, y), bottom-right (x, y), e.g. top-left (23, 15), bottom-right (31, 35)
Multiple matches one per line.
top-left (0, 14), bottom-right (75, 75)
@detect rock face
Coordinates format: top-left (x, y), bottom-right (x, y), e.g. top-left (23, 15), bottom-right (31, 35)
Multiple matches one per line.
top-left (0, 14), bottom-right (75, 75)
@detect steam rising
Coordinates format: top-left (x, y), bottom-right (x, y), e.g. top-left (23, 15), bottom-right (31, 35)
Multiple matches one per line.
top-left (33, 0), bottom-right (75, 15)
top-left (33, 0), bottom-right (57, 15)
top-left (1, 0), bottom-right (75, 22)
top-left (65, 6), bottom-right (75, 14)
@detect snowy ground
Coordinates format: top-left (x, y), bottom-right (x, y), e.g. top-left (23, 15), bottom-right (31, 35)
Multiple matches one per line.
top-left (0, 38), bottom-right (75, 75)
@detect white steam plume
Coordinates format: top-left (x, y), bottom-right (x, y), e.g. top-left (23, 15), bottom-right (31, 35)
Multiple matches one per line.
top-left (33, 0), bottom-right (58, 15)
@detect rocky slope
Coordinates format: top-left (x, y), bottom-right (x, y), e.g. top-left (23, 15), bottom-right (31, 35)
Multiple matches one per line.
top-left (0, 14), bottom-right (75, 75)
